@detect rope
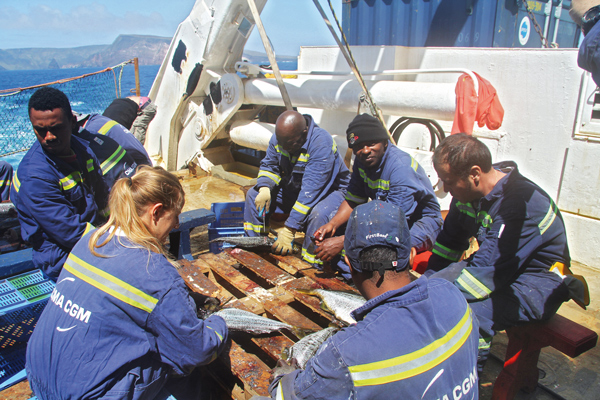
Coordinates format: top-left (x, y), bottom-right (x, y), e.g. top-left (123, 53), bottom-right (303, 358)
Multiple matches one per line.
top-left (316, 0), bottom-right (395, 144)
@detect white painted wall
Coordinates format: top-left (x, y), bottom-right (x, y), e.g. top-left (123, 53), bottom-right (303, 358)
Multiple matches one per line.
top-left (295, 46), bottom-right (600, 270)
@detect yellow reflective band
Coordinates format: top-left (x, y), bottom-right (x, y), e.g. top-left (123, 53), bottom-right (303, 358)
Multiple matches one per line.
top-left (13, 171), bottom-right (20, 193)
top-left (456, 202), bottom-right (476, 218)
top-left (64, 253), bottom-right (158, 313)
top-left (244, 221), bottom-right (268, 234)
top-left (301, 248), bottom-right (323, 265)
top-left (346, 191), bottom-right (368, 204)
top-left (292, 201), bottom-right (310, 215)
top-left (358, 168), bottom-right (390, 190)
top-left (86, 158), bottom-right (94, 172)
top-left (456, 269), bottom-right (492, 299)
top-left (207, 325), bottom-right (223, 342)
top-left (0, 180), bottom-right (9, 186)
top-left (275, 145), bottom-right (290, 159)
top-left (258, 170), bottom-right (281, 185)
top-left (98, 120), bottom-right (119, 135)
top-left (539, 201), bottom-right (557, 235)
top-left (298, 153), bottom-right (309, 163)
top-left (100, 146), bottom-right (126, 175)
top-left (83, 222), bottom-right (94, 236)
top-left (60, 172), bottom-right (82, 191)
top-left (349, 307), bottom-right (473, 386)
top-left (478, 336), bottom-right (492, 350)
top-left (410, 156), bottom-right (419, 172)
top-left (274, 382), bottom-right (285, 400)
top-left (332, 141), bottom-right (337, 153)
top-left (431, 242), bottom-right (462, 262)
top-left (477, 211), bottom-right (493, 228)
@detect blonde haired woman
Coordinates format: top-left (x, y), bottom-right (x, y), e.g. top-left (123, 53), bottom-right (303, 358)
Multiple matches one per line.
top-left (26, 166), bottom-right (228, 400)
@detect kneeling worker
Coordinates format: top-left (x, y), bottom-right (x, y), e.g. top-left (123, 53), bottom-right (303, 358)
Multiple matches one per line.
top-left (244, 110), bottom-right (349, 266)
top-left (26, 167), bottom-right (228, 399)
top-left (426, 133), bottom-right (585, 370)
top-left (259, 201), bottom-right (479, 400)
top-left (315, 114), bottom-right (443, 279)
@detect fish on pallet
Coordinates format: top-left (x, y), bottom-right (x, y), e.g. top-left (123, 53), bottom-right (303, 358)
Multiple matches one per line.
top-left (296, 289), bottom-right (366, 325)
top-left (209, 235), bottom-right (275, 249)
top-left (213, 307), bottom-right (311, 337)
top-left (209, 235), bottom-right (300, 252)
top-left (282, 327), bottom-right (338, 369)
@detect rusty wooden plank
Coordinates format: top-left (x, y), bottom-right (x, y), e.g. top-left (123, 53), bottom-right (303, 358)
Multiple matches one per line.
top-left (253, 335), bottom-right (294, 361)
top-left (206, 252), bottom-right (284, 305)
top-left (268, 254), bottom-right (359, 293)
top-left (264, 298), bottom-right (322, 332)
top-left (280, 277), bottom-right (337, 322)
top-left (178, 259), bottom-right (221, 297)
top-left (201, 253), bottom-right (276, 303)
top-left (268, 253), bottom-right (314, 271)
top-left (226, 248), bottom-right (296, 286)
top-left (0, 381), bottom-right (33, 400)
top-left (224, 340), bottom-right (271, 397)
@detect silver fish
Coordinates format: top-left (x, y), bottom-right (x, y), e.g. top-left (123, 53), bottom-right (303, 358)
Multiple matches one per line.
top-left (209, 235), bottom-right (275, 248)
top-left (282, 327), bottom-right (338, 369)
top-left (209, 235), bottom-right (300, 252)
top-left (214, 308), bottom-right (306, 337)
top-left (297, 289), bottom-right (366, 325)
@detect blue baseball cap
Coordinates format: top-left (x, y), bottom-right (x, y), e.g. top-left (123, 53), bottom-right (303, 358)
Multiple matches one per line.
top-left (344, 201), bottom-right (411, 274)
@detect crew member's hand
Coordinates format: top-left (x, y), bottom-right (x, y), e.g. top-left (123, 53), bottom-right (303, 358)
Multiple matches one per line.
top-left (272, 227), bottom-right (296, 256)
top-left (270, 358), bottom-right (299, 383)
top-left (315, 235), bottom-right (345, 262)
top-left (255, 187), bottom-right (271, 215)
top-left (313, 222), bottom-right (336, 242)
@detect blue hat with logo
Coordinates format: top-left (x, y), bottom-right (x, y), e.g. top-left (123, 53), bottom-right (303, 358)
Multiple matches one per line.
top-left (344, 200), bottom-right (411, 274)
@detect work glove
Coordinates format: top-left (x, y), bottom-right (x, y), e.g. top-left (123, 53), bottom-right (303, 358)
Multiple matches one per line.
top-left (272, 227), bottom-right (296, 256)
top-left (255, 187), bottom-right (271, 215)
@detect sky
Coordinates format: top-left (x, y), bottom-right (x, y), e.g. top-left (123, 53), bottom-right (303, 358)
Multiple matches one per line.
top-left (0, 0), bottom-right (344, 56)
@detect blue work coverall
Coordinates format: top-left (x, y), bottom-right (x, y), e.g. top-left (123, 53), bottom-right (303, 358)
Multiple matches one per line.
top-left (269, 276), bottom-right (479, 400)
top-left (11, 137), bottom-right (108, 280)
top-left (244, 115), bottom-right (350, 267)
top-left (426, 161), bottom-right (571, 359)
top-left (578, 20), bottom-right (600, 87)
top-left (76, 128), bottom-right (138, 191)
top-left (345, 141), bottom-right (443, 252)
top-left (26, 230), bottom-right (228, 400)
top-left (84, 114), bottom-right (152, 167)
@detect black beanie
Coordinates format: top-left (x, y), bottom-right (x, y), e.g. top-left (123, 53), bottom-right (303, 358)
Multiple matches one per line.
top-left (346, 114), bottom-right (389, 149)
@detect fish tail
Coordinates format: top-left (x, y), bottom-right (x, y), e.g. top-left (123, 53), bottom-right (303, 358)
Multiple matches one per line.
top-left (290, 326), bottom-right (318, 339)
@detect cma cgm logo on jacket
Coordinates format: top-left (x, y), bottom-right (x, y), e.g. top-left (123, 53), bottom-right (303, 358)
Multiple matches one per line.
top-left (49, 278), bottom-right (92, 330)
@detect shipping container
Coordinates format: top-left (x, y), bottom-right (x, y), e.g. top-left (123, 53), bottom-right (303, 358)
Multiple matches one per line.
top-left (342, 0), bottom-right (579, 48)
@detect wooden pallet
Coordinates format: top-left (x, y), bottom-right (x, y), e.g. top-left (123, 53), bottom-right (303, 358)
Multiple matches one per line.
top-left (178, 248), bottom-right (359, 399)
top-left (0, 249), bottom-right (357, 400)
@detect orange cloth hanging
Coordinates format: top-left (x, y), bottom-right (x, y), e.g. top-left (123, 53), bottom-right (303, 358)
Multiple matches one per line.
top-left (451, 72), bottom-right (504, 135)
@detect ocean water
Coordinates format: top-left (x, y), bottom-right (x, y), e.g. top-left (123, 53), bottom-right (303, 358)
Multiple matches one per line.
top-left (0, 65), bottom-right (160, 169)
top-left (0, 64), bottom-right (160, 95)
top-left (0, 58), bottom-right (297, 169)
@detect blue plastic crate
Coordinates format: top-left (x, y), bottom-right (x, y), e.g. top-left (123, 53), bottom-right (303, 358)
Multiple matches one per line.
top-left (208, 227), bottom-right (245, 254)
top-left (209, 202), bottom-right (245, 228)
top-left (0, 270), bottom-right (54, 314)
top-left (0, 300), bottom-right (48, 390)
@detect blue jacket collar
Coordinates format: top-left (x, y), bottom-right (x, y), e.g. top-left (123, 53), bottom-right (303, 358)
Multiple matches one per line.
top-left (351, 275), bottom-right (429, 321)
top-left (482, 160), bottom-right (519, 203)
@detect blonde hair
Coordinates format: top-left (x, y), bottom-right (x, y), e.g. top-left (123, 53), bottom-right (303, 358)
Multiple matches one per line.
top-left (89, 166), bottom-right (185, 259)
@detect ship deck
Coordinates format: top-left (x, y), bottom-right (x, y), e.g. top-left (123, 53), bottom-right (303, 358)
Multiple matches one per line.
top-left (2, 173), bottom-right (599, 400)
